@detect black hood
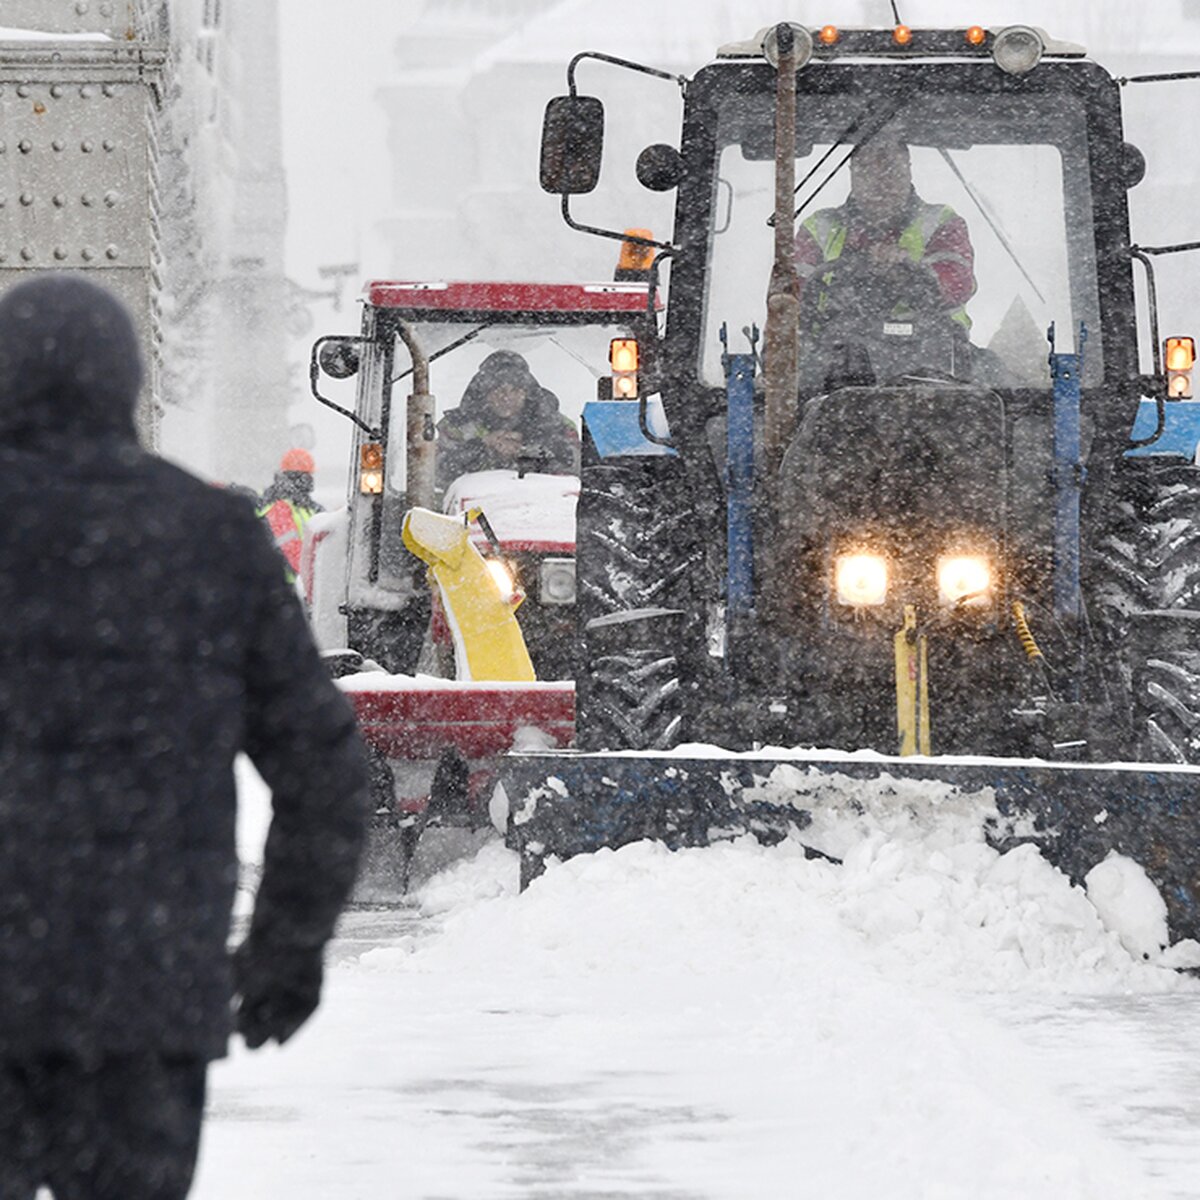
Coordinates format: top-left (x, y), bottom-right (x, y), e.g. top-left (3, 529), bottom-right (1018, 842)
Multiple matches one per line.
top-left (459, 350), bottom-right (561, 426)
top-left (0, 275), bottom-right (143, 442)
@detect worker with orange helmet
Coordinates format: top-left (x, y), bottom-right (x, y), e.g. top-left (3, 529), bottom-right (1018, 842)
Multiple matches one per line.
top-left (257, 449), bottom-right (324, 581)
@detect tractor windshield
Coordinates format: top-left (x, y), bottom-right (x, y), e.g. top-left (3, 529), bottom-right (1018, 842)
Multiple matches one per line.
top-left (704, 85), bottom-right (1102, 390)
top-left (379, 319), bottom-right (622, 498)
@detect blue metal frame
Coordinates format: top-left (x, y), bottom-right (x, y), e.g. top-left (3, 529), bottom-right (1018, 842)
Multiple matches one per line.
top-left (582, 397), bottom-right (675, 458)
top-left (1049, 323), bottom-right (1086, 624)
top-left (725, 353), bottom-right (756, 619)
top-left (1125, 399), bottom-right (1200, 460)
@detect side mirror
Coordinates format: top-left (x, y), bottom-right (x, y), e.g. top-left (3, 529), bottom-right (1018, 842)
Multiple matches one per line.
top-left (318, 338), bottom-right (361, 380)
top-left (636, 143), bottom-right (685, 192)
top-left (539, 95), bottom-right (605, 194)
top-left (1121, 142), bottom-right (1146, 190)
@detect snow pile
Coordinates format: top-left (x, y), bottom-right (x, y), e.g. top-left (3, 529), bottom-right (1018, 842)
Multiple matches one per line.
top-left (394, 830), bottom-right (1185, 997)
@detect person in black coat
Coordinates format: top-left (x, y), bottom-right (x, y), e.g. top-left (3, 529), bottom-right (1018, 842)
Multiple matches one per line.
top-left (435, 350), bottom-right (580, 493)
top-left (0, 276), bottom-right (368, 1199)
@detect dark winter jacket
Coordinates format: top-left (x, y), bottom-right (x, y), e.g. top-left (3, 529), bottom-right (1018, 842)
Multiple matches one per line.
top-left (0, 276), bottom-right (368, 1061)
top-left (435, 350), bottom-right (579, 492)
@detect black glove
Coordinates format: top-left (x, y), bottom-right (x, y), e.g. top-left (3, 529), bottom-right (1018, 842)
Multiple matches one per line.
top-left (232, 938), bottom-right (324, 1049)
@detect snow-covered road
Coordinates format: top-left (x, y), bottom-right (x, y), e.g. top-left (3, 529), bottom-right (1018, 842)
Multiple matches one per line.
top-left (196, 795), bottom-right (1200, 1198)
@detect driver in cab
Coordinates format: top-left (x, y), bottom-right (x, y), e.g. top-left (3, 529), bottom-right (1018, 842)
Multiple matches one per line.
top-left (793, 137), bottom-right (976, 336)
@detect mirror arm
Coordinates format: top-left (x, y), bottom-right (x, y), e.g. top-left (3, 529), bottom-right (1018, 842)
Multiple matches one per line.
top-left (560, 194), bottom-right (675, 251)
top-left (309, 336), bottom-right (379, 438)
top-left (567, 50), bottom-right (688, 97)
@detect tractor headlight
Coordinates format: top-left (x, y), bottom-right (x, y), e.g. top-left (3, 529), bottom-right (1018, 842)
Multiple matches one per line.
top-left (992, 26), bottom-right (1043, 75)
top-left (539, 558), bottom-right (576, 606)
top-left (835, 553), bottom-right (889, 607)
top-left (937, 555), bottom-right (992, 606)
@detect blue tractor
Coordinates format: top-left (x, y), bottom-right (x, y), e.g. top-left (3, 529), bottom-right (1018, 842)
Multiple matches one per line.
top-left (502, 21), bottom-right (1200, 942)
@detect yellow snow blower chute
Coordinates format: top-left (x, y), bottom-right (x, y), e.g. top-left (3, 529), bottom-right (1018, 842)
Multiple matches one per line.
top-left (401, 506), bottom-right (535, 683)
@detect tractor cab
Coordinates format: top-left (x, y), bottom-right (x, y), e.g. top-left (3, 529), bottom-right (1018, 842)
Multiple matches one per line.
top-left (309, 278), bottom-right (658, 676)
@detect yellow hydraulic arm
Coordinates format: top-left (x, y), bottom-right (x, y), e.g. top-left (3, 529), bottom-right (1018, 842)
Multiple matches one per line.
top-left (402, 507), bottom-right (535, 683)
top-left (894, 604), bottom-right (931, 756)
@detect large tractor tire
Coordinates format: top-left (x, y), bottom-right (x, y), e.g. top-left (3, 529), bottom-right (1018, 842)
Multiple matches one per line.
top-left (575, 457), bottom-right (704, 752)
top-left (1091, 462), bottom-right (1200, 762)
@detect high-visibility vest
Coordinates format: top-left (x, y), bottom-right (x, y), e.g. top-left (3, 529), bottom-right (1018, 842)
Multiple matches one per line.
top-left (799, 201), bottom-right (973, 330)
top-left (258, 499), bottom-right (312, 579)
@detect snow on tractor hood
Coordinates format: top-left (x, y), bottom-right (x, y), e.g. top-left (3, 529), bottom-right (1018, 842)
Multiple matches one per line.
top-left (442, 470), bottom-right (578, 552)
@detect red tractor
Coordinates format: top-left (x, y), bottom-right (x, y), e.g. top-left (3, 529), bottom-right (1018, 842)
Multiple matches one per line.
top-left (306, 276), bottom-right (659, 892)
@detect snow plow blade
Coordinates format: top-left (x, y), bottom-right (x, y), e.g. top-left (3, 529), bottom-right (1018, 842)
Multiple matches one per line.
top-left (342, 680), bottom-right (574, 899)
top-left (501, 753), bottom-right (1200, 942)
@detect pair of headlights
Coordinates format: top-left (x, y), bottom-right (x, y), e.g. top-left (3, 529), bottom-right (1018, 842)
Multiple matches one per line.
top-left (485, 557), bottom-right (576, 606)
top-left (835, 553), bottom-right (992, 608)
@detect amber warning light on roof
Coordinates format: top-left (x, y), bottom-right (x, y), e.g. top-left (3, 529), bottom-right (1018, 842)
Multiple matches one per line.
top-left (617, 229), bottom-right (657, 275)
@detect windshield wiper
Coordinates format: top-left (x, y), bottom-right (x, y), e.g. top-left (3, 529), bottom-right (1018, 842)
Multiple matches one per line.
top-left (790, 93), bottom-right (916, 226)
top-left (936, 148), bottom-right (1045, 305)
top-left (390, 323), bottom-right (491, 385)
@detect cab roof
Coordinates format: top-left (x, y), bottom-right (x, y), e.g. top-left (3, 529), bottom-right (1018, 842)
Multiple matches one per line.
top-left (365, 280), bottom-right (657, 321)
top-left (717, 25), bottom-right (1085, 62)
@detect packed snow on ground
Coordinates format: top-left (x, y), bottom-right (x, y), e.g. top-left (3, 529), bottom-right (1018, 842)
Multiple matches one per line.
top-left (199, 764), bottom-right (1198, 1197)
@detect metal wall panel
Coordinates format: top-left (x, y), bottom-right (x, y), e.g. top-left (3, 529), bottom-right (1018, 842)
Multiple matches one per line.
top-left (0, 1), bottom-right (145, 41)
top-left (0, 43), bottom-right (164, 442)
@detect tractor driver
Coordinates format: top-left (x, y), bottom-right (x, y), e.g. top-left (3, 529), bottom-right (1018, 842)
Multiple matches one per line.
top-left (435, 350), bottom-right (580, 493)
top-left (793, 137), bottom-right (976, 346)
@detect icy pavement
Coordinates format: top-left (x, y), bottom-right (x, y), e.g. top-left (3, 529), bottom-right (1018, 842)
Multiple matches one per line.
top-left (196, 809), bottom-right (1200, 1198)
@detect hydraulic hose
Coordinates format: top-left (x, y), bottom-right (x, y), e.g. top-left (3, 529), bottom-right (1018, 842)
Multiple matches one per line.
top-left (1012, 600), bottom-right (1045, 664)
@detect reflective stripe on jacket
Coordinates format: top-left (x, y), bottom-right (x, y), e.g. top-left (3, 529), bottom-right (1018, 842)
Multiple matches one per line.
top-left (797, 198), bottom-right (975, 328)
top-left (258, 499), bottom-right (313, 578)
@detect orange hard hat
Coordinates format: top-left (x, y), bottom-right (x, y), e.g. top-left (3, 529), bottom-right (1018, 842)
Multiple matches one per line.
top-left (281, 448), bottom-right (315, 473)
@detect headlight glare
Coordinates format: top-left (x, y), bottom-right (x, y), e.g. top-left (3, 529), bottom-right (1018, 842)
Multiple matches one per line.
top-left (835, 553), bottom-right (889, 607)
top-left (937, 555), bottom-right (992, 605)
top-left (486, 558), bottom-right (518, 601)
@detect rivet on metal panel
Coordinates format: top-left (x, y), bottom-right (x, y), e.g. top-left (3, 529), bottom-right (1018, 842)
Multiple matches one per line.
top-left (102, 140), bottom-right (116, 152)
top-left (81, 140), bottom-right (94, 153)
top-left (102, 84), bottom-right (116, 98)
top-left (52, 140), bottom-right (64, 152)
top-left (19, 194), bottom-right (33, 207)
top-left (100, 1), bottom-right (114, 14)
top-left (18, 141), bottom-right (32, 155)
top-left (75, 0), bottom-right (90, 13)
top-left (106, 246), bottom-right (119, 260)
top-left (81, 248), bottom-right (95, 261)
top-left (0, 142), bottom-right (6, 155)
top-left (16, 86), bottom-right (29, 99)
top-left (81, 194), bottom-right (95, 207)
top-left (50, 86), bottom-right (64, 100)
top-left (54, 249), bottom-right (67, 261)
top-left (104, 191), bottom-right (120, 208)
top-left (20, 249), bottom-right (34, 263)
top-left (80, 86), bottom-right (95, 100)
top-left (52, 195), bottom-right (66, 208)
top-left (0, 197), bottom-right (6, 209)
